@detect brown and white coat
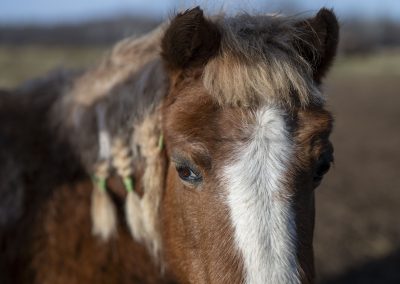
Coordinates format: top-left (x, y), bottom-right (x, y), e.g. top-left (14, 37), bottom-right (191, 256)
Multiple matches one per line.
top-left (0, 6), bottom-right (338, 284)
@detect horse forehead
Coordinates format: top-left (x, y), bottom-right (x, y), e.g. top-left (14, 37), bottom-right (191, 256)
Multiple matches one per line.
top-left (166, 78), bottom-right (289, 142)
top-left (166, 99), bottom-right (297, 160)
top-left (166, 86), bottom-right (333, 144)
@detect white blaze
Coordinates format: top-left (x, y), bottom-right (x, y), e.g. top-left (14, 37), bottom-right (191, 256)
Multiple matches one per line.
top-left (224, 106), bottom-right (299, 284)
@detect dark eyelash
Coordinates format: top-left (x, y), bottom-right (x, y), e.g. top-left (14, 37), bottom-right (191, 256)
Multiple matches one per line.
top-left (172, 156), bottom-right (201, 176)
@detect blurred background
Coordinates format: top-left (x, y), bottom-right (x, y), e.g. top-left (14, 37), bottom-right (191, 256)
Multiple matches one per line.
top-left (1, 0), bottom-right (399, 283)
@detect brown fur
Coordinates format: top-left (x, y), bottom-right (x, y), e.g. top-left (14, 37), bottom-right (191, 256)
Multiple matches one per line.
top-left (161, 79), bottom-right (247, 283)
top-left (160, 7), bottom-right (338, 283)
top-left (160, 68), bottom-right (335, 284)
top-left (161, 7), bottom-right (221, 70)
top-left (32, 182), bottom-right (169, 284)
top-left (0, 6), bottom-right (339, 284)
top-left (294, 8), bottom-right (340, 83)
top-left (0, 75), bottom-right (174, 284)
top-left (291, 108), bottom-right (334, 283)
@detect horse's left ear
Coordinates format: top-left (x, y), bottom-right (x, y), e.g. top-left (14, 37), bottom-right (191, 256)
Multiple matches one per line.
top-left (161, 7), bottom-right (221, 70)
top-left (295, 8), bottom-right (339, 83)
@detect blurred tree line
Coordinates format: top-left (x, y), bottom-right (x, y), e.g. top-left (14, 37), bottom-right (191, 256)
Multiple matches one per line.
top-left (340, 19), bottom-right (400, 54)
top-left (0, 17), bottom-right (160, 46)
top-left (0, 15), bottom-right (399, 55)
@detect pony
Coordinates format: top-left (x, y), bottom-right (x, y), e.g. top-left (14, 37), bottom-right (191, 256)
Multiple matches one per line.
top-left (0, 6), bottom-right (338, 284)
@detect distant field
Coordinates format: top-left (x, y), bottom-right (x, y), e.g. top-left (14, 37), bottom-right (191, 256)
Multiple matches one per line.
top-left (332, 49), bottom-right (400, 77)
top-left (1, 45), bottom-right (400, 89)
top-left (0, 45), bottom-right (107, 88)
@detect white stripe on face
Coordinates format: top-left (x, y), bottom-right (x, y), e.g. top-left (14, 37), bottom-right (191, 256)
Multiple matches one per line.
top-left (224, 106), bottom-right (299, 284)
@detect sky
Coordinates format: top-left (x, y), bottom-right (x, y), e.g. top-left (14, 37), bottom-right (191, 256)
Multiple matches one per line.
top-left (1, 0), bottom-right (400, 25)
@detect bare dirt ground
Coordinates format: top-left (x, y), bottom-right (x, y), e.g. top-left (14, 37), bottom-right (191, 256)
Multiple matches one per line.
top-left (315, 54), bottom-right (400, 283)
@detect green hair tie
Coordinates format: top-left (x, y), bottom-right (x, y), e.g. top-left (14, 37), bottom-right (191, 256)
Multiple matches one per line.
top-left (123, 177), bottom-right (134, 193)
top-left (158, 133), bottom-right (164, 150)
top-left (92, 175), bottom-right (107, 193)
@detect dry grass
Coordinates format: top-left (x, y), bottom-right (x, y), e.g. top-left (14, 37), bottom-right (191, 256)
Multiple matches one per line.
top-left (332, 49), bottom-right (400, 77)
top-left (0, 44), bottom-right (107, 88)
top-left (315, 51), bottom-right (400, 283)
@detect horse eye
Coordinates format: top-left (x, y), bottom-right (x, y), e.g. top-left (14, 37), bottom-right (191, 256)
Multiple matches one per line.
top-left (176, 165), bottom-right (202, 183)
top-left (313, 153), bottom-right (333, 183)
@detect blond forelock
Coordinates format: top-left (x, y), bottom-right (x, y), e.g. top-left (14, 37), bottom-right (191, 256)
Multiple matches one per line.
top-left (203, 14), bottom-right (322, 108)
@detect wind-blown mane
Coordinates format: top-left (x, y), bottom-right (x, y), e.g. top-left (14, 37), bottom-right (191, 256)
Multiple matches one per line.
top-left (51, 24), bottom-right (168, 256)
top-left (53, 24), bottom-right (167, 168)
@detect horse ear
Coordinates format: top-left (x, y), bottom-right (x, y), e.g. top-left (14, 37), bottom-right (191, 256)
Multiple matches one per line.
top-left (295, 8), bottom-right (339, 83)
top-left (161, 7), bottom-right (221, 70)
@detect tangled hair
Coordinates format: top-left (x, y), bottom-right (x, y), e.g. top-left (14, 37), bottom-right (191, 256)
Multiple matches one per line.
top-left (203, 14), bottom-right (322, 108)
top-left (47, 6), bottom-right (337, 261)
top-left (49, 22), bottom-right (168, 257)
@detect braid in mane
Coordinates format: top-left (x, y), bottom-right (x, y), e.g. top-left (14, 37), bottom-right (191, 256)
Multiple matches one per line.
top-left (111, 137), bottom-right (146, 243)
top-left (51, 24), bottom-right (168, 259)
top-left (90, 104), bottom-right (117, 241)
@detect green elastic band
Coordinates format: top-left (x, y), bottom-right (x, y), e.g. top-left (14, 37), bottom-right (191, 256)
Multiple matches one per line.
top-left (92, 175), bottom-right (107, 193)
top-left (123, 177), bottom-right (134, 193)
top-left (158, 133), bottom-right (164, 150)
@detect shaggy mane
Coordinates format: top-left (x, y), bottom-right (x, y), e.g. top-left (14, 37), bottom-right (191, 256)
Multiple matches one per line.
top-left (69, 24), bottom-right (166, 106)
top-left (203, 14), bottom-right (322, 108)
top-left (48, 11), bottom-right (326, 258)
